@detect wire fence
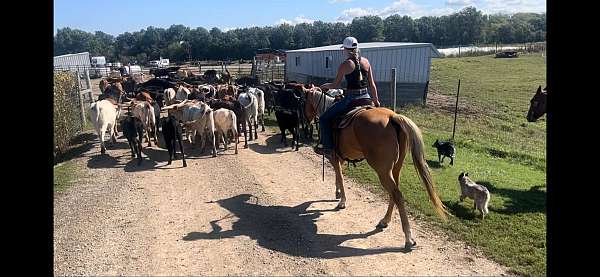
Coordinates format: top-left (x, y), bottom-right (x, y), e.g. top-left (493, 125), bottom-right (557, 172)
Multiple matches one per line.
top-left (53, 67), bottom-right (94, 159)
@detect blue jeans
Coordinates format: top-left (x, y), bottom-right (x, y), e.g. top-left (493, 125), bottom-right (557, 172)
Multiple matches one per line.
top-left (319, 92), bottom-right (371, 150)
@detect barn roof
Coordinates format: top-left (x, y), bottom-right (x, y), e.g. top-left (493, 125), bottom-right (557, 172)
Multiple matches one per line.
top-left (286, 42), bottom-right (441, 57)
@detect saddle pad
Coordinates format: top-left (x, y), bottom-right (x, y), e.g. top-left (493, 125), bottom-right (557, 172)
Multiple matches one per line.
top-left (334, 105), bottom-right (375, 129)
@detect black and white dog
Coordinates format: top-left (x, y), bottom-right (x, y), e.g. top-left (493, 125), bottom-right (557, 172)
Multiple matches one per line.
top-left (432, 139), bottom-right (456, 165)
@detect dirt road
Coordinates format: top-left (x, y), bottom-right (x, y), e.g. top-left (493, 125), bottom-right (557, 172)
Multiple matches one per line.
top-left (54, 129), bottom-right (510, 276)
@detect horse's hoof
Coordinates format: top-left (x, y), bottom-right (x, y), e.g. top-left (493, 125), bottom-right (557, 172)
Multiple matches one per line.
top-left (404, 239), bottom-right (417, 250)
top-left (183, 162), bottom-right (187, 167)
top-left (336, 202), bottom-right (346, 210)
top-left (376, 222), bottom-right (388, 229)
top-left (168, 161), bottom-right (172, 165)
top-left (244, 145), bottom-right (249, 149)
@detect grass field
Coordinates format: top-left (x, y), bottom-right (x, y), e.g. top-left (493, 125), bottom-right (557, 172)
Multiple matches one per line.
top-left (347, 53), bottom-right (546, 276)
top-left (265, 53), bottom-right (546, 276)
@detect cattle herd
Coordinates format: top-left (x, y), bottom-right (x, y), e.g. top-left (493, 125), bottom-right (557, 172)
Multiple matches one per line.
top-left (91, 70), bottom-right (316, 166)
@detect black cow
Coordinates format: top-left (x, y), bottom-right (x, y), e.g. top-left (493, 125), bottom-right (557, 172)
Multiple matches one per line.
top-left (160, 115), bottom-right (187, 167)
top-left (122, 116), bottom-right (144, 165)
top-left (273, 88), bottom-right (303, 151)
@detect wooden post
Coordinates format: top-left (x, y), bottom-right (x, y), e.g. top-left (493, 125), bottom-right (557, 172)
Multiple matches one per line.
top-left (76, 71), bottom-right (86, 126)
top-left (391, 68), bottom-right (397, 111)
top-left (85, 69), bottom-right (93, 102)
top-left (451, 79), bottom-right (461, 141)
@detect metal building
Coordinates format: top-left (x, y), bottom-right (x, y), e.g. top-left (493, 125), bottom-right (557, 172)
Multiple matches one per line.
top-left (53, 52), bottom-right (91, 71)
top-left (285, 42), bottom-right (441, 105)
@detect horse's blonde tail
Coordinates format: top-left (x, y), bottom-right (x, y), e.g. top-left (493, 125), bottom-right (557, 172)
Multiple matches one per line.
top-left (392, 114), bottom-right (448, 220)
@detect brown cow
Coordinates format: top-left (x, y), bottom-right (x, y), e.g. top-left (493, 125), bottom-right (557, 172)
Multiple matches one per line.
top-left (135, 90), bottom-right (154, 104)
top-left (99, 79), bottom-right (109, 93)
top-left (216, 84), bottom-right (238, 99)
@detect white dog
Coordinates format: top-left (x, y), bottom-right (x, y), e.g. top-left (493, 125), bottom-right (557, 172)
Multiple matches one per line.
top-left (458, 172), bottom-right (491, 219)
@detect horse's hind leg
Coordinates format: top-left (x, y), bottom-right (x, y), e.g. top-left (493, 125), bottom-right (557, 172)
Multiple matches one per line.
top-left (377, 147), bottom-right (407, 229)
top-left (378, 170), bottom-right (415, 249)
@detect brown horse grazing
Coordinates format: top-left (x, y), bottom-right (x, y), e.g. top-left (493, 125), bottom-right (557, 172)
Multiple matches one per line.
top-left (303, 87), bottom-right (448, 250)
top-left (527, 85), bottom-right (547, 122)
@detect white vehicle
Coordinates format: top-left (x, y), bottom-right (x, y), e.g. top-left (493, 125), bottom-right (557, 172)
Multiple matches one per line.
top-left (91, 56), bottom-right (106, 67)
top-left (150, 58), bottom-right (170, 68)
top-left (120, 65), bottom-right (142, 75)
top-left (160, 58), bottom-right (170, 67)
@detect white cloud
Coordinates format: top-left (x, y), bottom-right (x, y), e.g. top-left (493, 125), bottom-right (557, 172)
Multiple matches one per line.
top-left (335, 0), bottom-right (545, 22)
top-left (276, 15), bottom-right (316, 26)
top-left (335, 0), bottom-right (428, 21)
top-left (482, 0), bottom-right (546, 14)
top-left (336, 7), bottom-right (378, 22)
top-left (446, 0), bottom-right (478, 6)
top-left (277, 18), bottom-right (294, 25)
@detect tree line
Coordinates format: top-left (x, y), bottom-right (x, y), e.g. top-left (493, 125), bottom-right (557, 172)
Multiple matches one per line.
top-left (54, 7), bottom-right (545, 64)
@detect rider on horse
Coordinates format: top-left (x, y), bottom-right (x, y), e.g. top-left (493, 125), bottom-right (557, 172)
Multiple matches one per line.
top-left (315, 37), bottom-right (381, 156)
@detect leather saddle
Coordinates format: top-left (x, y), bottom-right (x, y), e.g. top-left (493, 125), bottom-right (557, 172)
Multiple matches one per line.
top-left (332, 98), bottom-right (375, 129)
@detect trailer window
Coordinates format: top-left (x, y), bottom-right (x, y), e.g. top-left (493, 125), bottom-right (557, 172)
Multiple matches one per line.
top-left (295, 56), bottom-right (300, 67)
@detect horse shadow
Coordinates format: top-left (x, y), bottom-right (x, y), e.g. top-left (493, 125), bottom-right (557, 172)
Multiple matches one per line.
top-left (183, 194), bottom-right (410, 258)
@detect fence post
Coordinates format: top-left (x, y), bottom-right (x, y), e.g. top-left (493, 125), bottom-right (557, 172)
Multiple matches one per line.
top-left (451, 79), bottom-right (461, 141)
top-left (85, 69), bottom-right (93, 102)
top-left (390, 68), bottom-right (397, 111)
top-left (76, 72), bottom-right (86, 127)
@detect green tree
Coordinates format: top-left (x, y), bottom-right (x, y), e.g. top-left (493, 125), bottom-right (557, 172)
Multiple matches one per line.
top-left (350, 16), bottom-right (384, 42)
top-left (384, 15), bottom-right (416, 42)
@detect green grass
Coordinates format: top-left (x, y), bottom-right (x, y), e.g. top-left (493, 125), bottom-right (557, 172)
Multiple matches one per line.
top-left (54, 160), bottom-right (80, 192)
top-left (346, 53), bottom-right (546, 276)
top-left (263, 54), bottom-right (546, 276)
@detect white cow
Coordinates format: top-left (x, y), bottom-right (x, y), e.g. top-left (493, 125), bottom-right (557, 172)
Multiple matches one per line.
top-left (89, 99), bottom-right (120, 154)
top-left (131, 100), bottom-right (158, 147)
top-left (163, 100), bottom-right (217, 157)
top-left (213, 108), bottom-right (238, 154)
top-left (237, 91), bottom-right (259, 142)
top-left (248, 87), bottom-right (265, 131)
top-left (164, 88), bottom-right (177, 106)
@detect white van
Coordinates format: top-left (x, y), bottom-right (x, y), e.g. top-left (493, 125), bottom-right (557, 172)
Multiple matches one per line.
top-left (91, 56), bottom-right (106, 67)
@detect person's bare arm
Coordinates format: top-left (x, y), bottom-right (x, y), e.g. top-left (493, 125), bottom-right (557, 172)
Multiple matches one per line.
top-left (321, 61), bottom-right (350, 90)
top-left (366, 60), bottom-right (380, 107)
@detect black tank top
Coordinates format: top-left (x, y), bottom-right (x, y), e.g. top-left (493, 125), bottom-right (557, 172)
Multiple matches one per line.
top-left (344, 58), bottom-right (369, 90)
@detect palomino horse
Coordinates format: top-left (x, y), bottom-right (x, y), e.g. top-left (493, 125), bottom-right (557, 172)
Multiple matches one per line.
top-left (303, 86), bottom-right (448, 249)
top-left (527, 85), bottom-right (547, 122)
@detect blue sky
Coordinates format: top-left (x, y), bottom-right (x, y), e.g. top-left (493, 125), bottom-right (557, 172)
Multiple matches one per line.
top-left (54, 0), bottom-right (546, 36)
